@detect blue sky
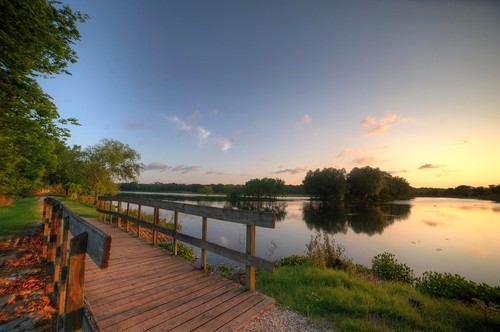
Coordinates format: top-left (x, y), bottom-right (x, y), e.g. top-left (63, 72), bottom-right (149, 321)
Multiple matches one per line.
top-left (42, 0), bottom-right (500, 186)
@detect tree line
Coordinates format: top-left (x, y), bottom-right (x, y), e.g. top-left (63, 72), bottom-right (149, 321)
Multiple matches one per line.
top-left (302, 166), bottom-right (412, 201)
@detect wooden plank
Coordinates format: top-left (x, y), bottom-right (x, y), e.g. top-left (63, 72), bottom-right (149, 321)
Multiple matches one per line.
top-left (98, 210), bottom-right (274, 272)
top-left (214, 295), bottom-right (275, 332)
top-left (154, 286), bottom-right (250, 331)
top-left (202, 216), bottom-right (208, 271)
top-left (62, 207), bottom-right (111, 269)
top-left (101, 195), bottom-right (275, 228)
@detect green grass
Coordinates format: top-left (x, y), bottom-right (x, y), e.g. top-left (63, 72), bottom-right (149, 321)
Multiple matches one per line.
top-left (59, 198), bottom-right (99, 218)
top-left (257, 263), bottom-right (500, 331)
top-left (0, 197), bottom-right (40, 237)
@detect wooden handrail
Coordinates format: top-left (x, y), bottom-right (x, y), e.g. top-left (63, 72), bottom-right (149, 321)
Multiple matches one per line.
top-left (97, 195), bottom-right (275, 290)
top-left (43, 197), bottom-right (111, 332)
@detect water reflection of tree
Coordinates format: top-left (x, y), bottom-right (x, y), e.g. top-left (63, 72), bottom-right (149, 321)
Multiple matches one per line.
top-left (302, 201), bottom-right (411, 236)
top-left (302, 202), bottom-right (348, 234)
top-left (225, 201), bottom-right (288, 221)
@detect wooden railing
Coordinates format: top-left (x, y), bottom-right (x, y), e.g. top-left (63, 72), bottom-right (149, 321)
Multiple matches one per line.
top-left (43, 197), bottom-right (111, 332)
top-left (97, 195), bottom-right (275, 290)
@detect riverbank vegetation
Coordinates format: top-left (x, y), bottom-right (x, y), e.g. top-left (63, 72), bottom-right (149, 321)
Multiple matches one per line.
top-left (255, 234), bottom-right (500, 331)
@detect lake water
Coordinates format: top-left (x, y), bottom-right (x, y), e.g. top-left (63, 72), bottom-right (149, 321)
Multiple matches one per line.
top-left (131, 196), bottom-right (500, 286)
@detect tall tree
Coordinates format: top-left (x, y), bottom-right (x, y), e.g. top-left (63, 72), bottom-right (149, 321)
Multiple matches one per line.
top-left (83, 139), bottom-right (143, 201)
top-left (347, 166), bottom-right (386, 200)
top-left (0, 0), bottom-right (87, 194)
top-left (302, 168), bottom-right (347, 201)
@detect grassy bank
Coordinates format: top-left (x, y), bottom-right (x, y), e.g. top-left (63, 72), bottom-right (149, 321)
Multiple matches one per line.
top-left (0, 197), bottom-right (40, 237)
top-left (58, 197), bottom-right (98, 218)
top-left (256, 263), bottom-right (500, 331)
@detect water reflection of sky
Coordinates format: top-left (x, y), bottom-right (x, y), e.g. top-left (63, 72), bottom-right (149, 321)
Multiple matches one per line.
top-left (132, 197), bottom-right (500, 286)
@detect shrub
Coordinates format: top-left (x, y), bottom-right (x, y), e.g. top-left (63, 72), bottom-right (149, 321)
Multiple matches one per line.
top-left (415, 271), bottom-right (500, 306)
top-left (159, 241), bottom-right (197, 262)
top-left (371, 252), bottom-right (414, 284)
top-left (217, 263), bottom-right (234, 278)
top-left (276, 255), bottom-right (309, 267)
top-left (306, 233), bottom-right (353, 271)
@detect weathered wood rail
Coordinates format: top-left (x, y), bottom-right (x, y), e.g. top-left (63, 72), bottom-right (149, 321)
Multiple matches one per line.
top-left (43, 197), bottom-right (111, 331)
top-left (97, 195), bottom-right (275, 290)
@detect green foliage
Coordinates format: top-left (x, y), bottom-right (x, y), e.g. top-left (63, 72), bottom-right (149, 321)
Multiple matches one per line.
top-left (306, 233), bottom-right (353, 272)
top-left (302, 168), bottom-right (347, 201)
top-left (197, 185), bottom-right (214, 195)
top-left (257, 264), bottom-right (500, 331)
top-left (59, 197), bottom-right (98, 218)
top-left (347, 166), bottom-right (386, 200)
top-left (0, 197), bottom-right (39, 236)
top-left (217, 263), bottom-right (234, 278)
top-left (240, 178), bottom-right (286, 198)
top-left (275, 255), bottom-right (309, 267)
top-left (83, 139), bottom-right (143, 199)
top-left (159, 241), bottom-right (196, 263)
top-left (0, 0), bottom-right (86, 195)
top-left (415, 271), bottom-right (500, 306)
top-left (371, 252), bottom-right (415, 284)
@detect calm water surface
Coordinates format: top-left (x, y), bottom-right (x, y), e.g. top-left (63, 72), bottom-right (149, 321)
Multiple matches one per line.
top-left (136, 197), bottom-right (500, 286)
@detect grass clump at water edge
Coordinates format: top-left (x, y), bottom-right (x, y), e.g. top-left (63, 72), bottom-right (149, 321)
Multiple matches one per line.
top-left (256, 263), bottom-right (500, 331)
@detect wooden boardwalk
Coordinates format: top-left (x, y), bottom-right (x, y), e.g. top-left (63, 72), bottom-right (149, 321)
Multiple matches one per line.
top-left (83, 218), bottom-right (275, 331)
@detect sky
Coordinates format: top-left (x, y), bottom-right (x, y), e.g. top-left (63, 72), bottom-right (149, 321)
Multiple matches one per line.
top-left (41, 0), bottom-right (500, 187)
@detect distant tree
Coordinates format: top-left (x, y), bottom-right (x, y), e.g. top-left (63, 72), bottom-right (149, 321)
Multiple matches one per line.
top-left (0, 0), bottom-right (87, 194)
top-left (302, 168), bottom-right (347, 201)
top-left (242, 178), bottom-right (286, 198)
top-left (48, 144), bottom-right (86, 195)
top-left (347, 166), bottom-right (386, 200)
top-left (198, 185), bottom-right (214, 196)
top-left (83, 139), bottom-right (142, 201)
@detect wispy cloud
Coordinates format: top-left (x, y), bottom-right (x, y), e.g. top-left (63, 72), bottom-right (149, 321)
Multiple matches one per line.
top-left (144, 162), bottom-right (170, 171)
top-left (274, 167), bottom-right (307, 175)
top-left (360, 112), bottom-right (400, 136)
top-left (163, 112), bottom-right (233, 152)
top-left (336, 149), bottom-right (351, 158)
top-left (171, 165), bottom-right (201, 174)
top-left (388, 169), bottom-right (408, 175)
top-left (418, 163), bottom-right (442, 170)
top-left (353, 156), bottom-right (376, 165)
top-left (295, 114), bottom-right (312, 128)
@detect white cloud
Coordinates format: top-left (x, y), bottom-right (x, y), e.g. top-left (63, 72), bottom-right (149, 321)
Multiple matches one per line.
top-left (274, 167), bottom-right (307, 175)
top-left (144, 162), bottom-right (170, 171)
top-left (171, 165), bottom-right (201, 174)
top-left (360, 112), bottom-right (400, 136)
top-left (353, 156), bottom-right (376, 165)
top-left (163, 113), bottom-right (233, 152)
top-left (295, 114), bottom-right (312, 127)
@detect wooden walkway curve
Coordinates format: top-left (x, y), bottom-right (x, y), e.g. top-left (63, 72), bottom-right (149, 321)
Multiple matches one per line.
top-left (83, 218), bottom-right (275, 331)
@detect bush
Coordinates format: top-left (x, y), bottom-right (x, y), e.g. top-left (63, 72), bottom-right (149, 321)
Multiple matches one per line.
top-left (159, 241), bottom-right (197, 262)
top-left (276, 255), bottom-right (309, 267)
top-left (217, 263), bottom-right (234, 278)
top-left (371, 252), bottom-right (414, 284)
top-left (306, 233), bottom-right (353, 272)
top-left (415, 271), bottom-right (500, 306)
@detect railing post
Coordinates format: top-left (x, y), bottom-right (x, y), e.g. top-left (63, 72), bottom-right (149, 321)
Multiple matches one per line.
top-left (202, 217), bottom-right (208, 271)
top-left (107, 200), bottom-right (113, 224)
top-left (117, 201), bottom-right (122, 228)
top-left (55, 216), bottom-right (70, 331)
top-left (173, 211), bottom-right (179, 256)
top-left (246, 225), bottom-right (256, 291)
top-left (97, 199), bottom-right (102, 221)
top-left (42, 199), bottom-right (51, 258)
top-left (153, 207), bottom-right (159, 245)
top-left (126, 202), bottom-right (130, 233)
top-left (137, 205), bottom-right (142, 238)
top-left (62, 232), bottom-right (88, 332)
